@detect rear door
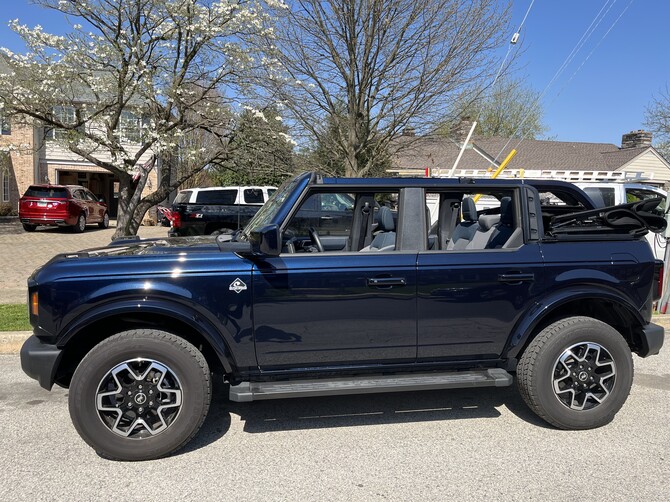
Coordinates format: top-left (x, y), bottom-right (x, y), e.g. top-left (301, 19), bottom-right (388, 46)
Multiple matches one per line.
top-left (417, 187), bottom-right (547, 361)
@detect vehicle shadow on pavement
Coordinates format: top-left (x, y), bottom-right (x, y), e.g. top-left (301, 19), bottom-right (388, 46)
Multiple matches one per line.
top-left (187, 379), bottom-right (552, 443)
top-left (179, 380), bottom-right (233, 456)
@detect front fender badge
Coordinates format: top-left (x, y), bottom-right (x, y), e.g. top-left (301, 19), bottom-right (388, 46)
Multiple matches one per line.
top-left (229, 278), bottom-right (247, 294)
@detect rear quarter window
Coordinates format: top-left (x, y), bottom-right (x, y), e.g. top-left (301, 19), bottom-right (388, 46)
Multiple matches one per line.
top-left (195, 189), bottom-right (237, 204)
top-left (173, 190), bottom-right (193, 204)
top-left (243, 189), bottom-right (264, 204)
top-left (24, 186), bottom-right (69, 198)
top-left (583, 187), bottom-right (616, 207)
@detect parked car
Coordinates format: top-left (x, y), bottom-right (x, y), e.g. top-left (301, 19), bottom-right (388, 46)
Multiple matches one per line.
top-left (19, 184), bottom-right (109, 233)
top-left (168, 185), bottom-right (276, 236)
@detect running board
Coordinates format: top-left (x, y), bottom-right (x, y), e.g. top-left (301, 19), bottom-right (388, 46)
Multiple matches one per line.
top-left (229, 369), bottom-right (512, 402)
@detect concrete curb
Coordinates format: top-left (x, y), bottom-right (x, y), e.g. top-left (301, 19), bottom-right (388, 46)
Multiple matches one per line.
top-left (2, 316), bottom-right (670, 355)
top-left (0, 331), bottom-right (31, 354)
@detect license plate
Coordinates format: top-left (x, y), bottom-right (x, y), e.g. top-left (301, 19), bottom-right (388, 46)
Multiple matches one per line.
top-left (37, 202), bottom-right (47, 207)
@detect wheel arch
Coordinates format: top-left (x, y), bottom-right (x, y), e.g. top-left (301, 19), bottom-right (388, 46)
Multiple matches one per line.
top-left (55, 300), bottom-right (235, 387)
top-left (506, 292), bottom-right (645, 361)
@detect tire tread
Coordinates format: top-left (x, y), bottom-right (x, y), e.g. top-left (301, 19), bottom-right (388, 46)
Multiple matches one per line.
top-left (70, 329), bottom-right (211, 461)
top-left (517, 316), bottom-right (632, 430)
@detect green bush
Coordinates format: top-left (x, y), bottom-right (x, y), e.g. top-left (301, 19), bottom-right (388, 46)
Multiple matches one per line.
top-left (0, 204), bottom-right (15, 216)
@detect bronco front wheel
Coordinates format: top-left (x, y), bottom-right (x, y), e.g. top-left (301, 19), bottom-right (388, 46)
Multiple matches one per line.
top-left (69, 330), bottom-right (211, 461)
top-left (517, 316), bottom-right (633, 430)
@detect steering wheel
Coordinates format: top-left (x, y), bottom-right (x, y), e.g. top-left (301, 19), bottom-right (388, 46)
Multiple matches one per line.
top-left (308, 227), bottom-right (324, 253)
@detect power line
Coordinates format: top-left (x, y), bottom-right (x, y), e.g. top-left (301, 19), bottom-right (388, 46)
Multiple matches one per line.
top-left (491, 0), bottom-right (619, 162)
top-left (477, 0), bottom-right (537, 120)
top-left (510, 0), bottom-right (636, 153)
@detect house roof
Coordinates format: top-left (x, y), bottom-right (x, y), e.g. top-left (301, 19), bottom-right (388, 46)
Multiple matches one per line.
top-left (392, 135), bottom-right (658, 173)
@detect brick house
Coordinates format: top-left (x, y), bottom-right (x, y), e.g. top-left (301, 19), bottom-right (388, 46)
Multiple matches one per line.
top-left (392, 126), bottom-right (670, 186)
top-left (0, 53), bottom-right (158, 217)
top-left (0, 112), bottom-right (157, 217)
top-left (0, 116), bottom-right (37, 211)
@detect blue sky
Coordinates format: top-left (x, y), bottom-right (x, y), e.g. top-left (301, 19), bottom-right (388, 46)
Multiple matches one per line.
top-left (509, 0), bottom-right (670, 145)
top-left (0, 0), bottom-right (667, 147)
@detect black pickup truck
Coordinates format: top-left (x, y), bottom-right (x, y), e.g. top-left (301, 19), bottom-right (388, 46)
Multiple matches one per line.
top-left (21, 172), bottom-right (665, 460)
top-left (168, 185), bottom-right (276, 236)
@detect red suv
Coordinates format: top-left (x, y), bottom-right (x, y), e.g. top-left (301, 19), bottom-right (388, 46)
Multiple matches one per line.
top-left (19, 184), bottom-right (109, 233)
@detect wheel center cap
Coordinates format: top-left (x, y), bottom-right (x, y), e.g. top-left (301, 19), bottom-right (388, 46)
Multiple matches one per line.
top-left (578, 371), bottom-right (589, 382)
top-left (134, 393), bottom-right (147, 405)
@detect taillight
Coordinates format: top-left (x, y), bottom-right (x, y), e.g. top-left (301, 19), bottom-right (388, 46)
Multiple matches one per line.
top-left (172, 211), bottom-right (181, 228)
top-left (653, 260), bottom-right (663, 302)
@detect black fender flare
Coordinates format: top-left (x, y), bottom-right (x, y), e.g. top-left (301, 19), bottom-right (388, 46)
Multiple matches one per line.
top-left (504, 287), bottom-right (645, 360)
top-left (58, 298), bottom-right (236, 373)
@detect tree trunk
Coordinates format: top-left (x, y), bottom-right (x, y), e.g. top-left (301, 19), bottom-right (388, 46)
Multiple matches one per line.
top-left (113, 176), bottom-right (134, 239)
top-left (113, 172), bottom-right (149, 239)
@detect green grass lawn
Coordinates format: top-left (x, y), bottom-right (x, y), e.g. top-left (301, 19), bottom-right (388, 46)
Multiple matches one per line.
top-left (0, 304), bottom-right (30, 331)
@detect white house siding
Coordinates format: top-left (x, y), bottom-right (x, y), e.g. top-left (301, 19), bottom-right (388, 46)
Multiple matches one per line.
top-left (615, 149), bottom-right (670, 186)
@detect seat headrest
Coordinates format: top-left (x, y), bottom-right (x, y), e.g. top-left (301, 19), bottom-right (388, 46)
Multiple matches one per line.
top-left (478, 214), bottom-right (499, 231)
top-left (461, 197), bottom-right (477, 222)
top-left (500, 197), bottom-right (513, 226)
top-left (377, 206), bottom-right (395, 231)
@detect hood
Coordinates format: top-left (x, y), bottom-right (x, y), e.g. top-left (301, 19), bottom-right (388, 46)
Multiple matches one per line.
top-left (78, 236), bottom-right (220, 257)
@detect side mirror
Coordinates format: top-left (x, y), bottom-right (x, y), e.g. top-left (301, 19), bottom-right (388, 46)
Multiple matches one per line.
top-left (249, 224), bottom-right (281, 256)
top-left (98, 196), bottom-right (106, 203)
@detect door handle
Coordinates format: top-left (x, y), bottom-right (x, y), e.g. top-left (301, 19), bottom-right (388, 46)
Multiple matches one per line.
top-left (320, 215), bottom-right (334, 220)
top-left (367, 277), bottom-right (406, 288)
top-left (498, 273), bottom-right (534, 284)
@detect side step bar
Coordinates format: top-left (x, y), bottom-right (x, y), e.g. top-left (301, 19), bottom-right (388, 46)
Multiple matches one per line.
top-left (229, 369), bottom-right (512, 402)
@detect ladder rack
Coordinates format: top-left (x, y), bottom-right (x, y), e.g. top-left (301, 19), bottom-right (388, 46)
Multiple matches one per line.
top-left (388, 167), bottom-right (655, 183)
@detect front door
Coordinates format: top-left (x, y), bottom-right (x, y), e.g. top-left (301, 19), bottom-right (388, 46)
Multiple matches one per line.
top-left (252, 252), bottom-right (417, 370)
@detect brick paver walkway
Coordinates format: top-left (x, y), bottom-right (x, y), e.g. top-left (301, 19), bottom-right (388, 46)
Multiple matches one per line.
top-left (0, 220), bottom-right (168, 304)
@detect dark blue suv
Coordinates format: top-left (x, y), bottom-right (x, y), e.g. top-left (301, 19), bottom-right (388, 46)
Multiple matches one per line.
top-left (21, 172), bottom-right (665, 460)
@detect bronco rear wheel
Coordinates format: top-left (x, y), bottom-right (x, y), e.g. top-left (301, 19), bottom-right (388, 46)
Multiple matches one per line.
top-left (69, 330), bottom-right (211, 461)
top-left (517, 316), bottom-right (633, 430)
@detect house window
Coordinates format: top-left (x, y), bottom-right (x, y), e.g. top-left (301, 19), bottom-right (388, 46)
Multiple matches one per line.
top-left (119, 110), bottom-right (143, 143)
top-left (2, 171), bottom-right (9, 202)
top-left (0, 113), bottom-right (10, 135)
top-left (46, 106), bottom-right (78, 140)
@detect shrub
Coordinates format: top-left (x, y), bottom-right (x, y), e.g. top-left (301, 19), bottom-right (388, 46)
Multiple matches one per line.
top-left (0, 204), bottom-right (15, 216)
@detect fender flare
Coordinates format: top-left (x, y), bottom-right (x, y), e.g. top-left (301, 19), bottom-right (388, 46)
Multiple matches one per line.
top-left (58, 297), bottom-right (236, 373)
top-left (504, 287), bottom-right (645, 360)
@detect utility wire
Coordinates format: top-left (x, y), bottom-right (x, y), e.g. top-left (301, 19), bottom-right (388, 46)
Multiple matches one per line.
top-left (476, 0), bottom-right (536, 120)
top-left (490, 0), bottom-right (618, 163)
top-left (510, 0), bottom-right (636, 153)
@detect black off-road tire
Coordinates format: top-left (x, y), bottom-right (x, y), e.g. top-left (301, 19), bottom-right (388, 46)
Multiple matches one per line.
top-left (69, 330), bottom-right (211, 461)
top-left (22, 223), bottom-right (37, 232)
top-left (72, 214), bottom-right (86, 233)
top-left (517, 316), bottom-right (633, 430)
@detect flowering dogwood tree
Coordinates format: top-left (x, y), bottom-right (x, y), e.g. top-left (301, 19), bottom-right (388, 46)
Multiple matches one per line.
top-left (0, 0), bottom-right (281, 237)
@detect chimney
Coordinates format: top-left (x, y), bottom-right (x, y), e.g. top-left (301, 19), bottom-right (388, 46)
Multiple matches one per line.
top-left (450, 116), bottom-right (475, 143)
top-left (621, 130), bottom-right (652, 149)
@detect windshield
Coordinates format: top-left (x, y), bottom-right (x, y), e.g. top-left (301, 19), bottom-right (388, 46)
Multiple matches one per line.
top-left (241, 176), bottom-right (304, 239)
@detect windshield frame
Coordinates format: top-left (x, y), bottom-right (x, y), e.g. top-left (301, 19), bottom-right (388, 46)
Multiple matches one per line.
top-left (241, 173), bottom-right (312, 240)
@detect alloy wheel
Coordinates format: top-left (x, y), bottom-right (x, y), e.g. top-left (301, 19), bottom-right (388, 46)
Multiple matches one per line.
top-left (552, 342), bottom-right (616, 411)
top-left (96, 358), bottom-right (183, 439)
